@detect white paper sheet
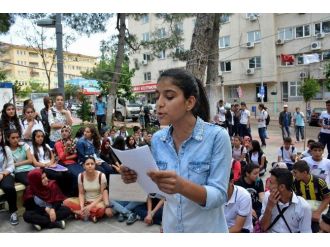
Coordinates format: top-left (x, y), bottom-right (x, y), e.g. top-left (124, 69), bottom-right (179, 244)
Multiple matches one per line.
top-left (112, 146), bottom-right (171, 199)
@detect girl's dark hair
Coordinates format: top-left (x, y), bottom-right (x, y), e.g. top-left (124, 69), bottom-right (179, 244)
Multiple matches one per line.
top-left (75, 126), bottom-right (86, 139)
top-left (43, 96), bottom-right (52, 109)
top-left (23, 105), bottom-right (35, 115)
top-left (112, 136), bottom-right (125, 150)
top-left (158, 69), bottom-right (210, 122)
top-left (23, 99), bottom-right (33, 108)
top-left (251, 140), bottom-right (262, 153)
top-left (84, 156), bottom-right (96, 164)
top-left (100, 138), bottom-right (111, 154)
top-left (0, 131), bottom-right (7, 160)
top-left (242, 164), bottom-right (260, 178)
top-left (85, 125), bottom-right (100, 150)
top-left (0, 103), bottom-right (22, 137)
top-left (5, 129), bottom-right (22, 146)
top-left (32, 129), bottom-right (50, 162)
top-left (125, 135), bottom-right (136, 149)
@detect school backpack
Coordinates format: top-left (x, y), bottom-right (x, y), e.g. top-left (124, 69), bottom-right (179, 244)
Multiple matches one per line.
top-left (280, 146), bottom-right (296, 162)
top-left (231, 160), bottom-right (241, 182)
top-left (248, 150), bottom-right (268, 176)
top-left (265, 112), bottom-right (270, 126)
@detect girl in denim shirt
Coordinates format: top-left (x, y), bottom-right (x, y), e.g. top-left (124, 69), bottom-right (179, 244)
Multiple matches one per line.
top-left (121, 69), bottom-right (232, 232)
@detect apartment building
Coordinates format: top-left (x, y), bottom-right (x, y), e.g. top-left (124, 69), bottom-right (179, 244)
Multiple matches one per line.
top-left (128, 13), bottom-right (330, 117)
top-left (0, 42), bottom-right (97, 89)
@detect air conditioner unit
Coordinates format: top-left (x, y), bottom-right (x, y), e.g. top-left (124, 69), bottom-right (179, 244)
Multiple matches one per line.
top-left (276, 39), bottom-right (284, 45)
top-left (316, 32), bottom-right (325, 39)
top-left (299, 71), bottom-right (307, 78)
top-left (246, 68), bottom-right (255, 75)
top-left (249, 15), bottom-right (257, 21)
top-left (246, 42), bottom-right (255, 48)
top-left (311, 41), bottom-right (321, 50)
top-left (142, 60), bottom-right (148, 65)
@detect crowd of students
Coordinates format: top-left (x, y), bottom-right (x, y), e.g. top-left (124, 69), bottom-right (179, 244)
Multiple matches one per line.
top-left (0, 94), bottom-right (162, 230)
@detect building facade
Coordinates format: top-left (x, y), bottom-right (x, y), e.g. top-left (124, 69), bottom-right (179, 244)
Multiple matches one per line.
top-left (128, 13), bottom-right (330, 117)
top-left (0, 42), bottom-right (97, 89)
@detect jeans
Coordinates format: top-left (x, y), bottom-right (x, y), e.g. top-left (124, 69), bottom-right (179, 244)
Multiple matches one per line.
top-left (239, 124), bottom-right (250, 138)
top-left (281, 126), bottom-right (291, 140)
top-left (295, 126), bottom-right (304, 141)
top-left (258, 127), bottom-right (266, 146)
top-left (133, 203), bottom-right (163, 225)
top-left (14, 171), bottom-right (30, 186)
top-left (319, 132), bottom-right (330, 159)
top-left (0, 175), bottom-right (17, 213)
top-left (110, 200), bottom-right (143, 215)
top-left (65, 163), bottom-right (84, 196)
top-left (96, 114), bottom-right (106, 133)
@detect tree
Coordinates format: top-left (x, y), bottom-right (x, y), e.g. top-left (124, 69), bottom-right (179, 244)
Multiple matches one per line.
top-left (324, 62), bottom-right (330, 90)
top-left (64, 83), bottom-right (80, 101)
top-left (76, 93), bottom-right (91, 122)
top-left (0, 71), bottom-right (6, 81)
top-left (0, 14), bottom-right (15, 34)
top-left (300, 77), bottom-right (320, 149)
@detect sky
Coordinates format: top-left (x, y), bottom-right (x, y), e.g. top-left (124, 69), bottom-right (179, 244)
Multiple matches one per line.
top-left (0, 15), bottom-right (117, 58)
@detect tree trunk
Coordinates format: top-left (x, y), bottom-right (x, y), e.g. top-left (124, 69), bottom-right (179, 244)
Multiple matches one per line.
top-left (106, 13), bottom-right (126, 125)
top-left (186, 14), bottom-right (215, 81)
top-left (206, 14), bottom-right (220, 120)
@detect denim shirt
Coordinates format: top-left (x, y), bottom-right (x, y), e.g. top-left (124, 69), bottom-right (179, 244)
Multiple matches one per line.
top-left (151, 117), bottom-right (232, 232)
top-left (76, 137), bottom-right (97, 165)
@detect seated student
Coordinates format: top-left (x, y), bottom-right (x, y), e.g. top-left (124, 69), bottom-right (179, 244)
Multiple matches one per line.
top-left (292, 160), bottom-right (330, 233)
top-left (277, 137), bottom-right (297, 171)
top-left (6, 129), bottom-right (34, 185)
top-left (107, 128), bottom-right (116, 146)
top-left (76, 125), bottom-right (115, 181)
top-left (112, 136), bottom-right (126, 150)
top-left (243, 136), bottom-right (252, 153)
top-left (260, 168), bottom-right (312, 233)
top-left (74, 126), bottom-right (85, 143)
top-left (235, 164), bottom-right (264, 223)
top-left (54, 125), bottom-right (84, 196)
top-left (232, 135), bottom-right (247, 166)
top-left (131, 194), bottom-right (164, 226)
top-left (31, 129), bottom-right (72, 197)
top-left (63, 157), bottom-right (113, 223)
top-left (0, 131), bottom-right (19, 225)
top-left (320, 211), bottom-right (330, 233)
top-left (299, 139), bottom-right (315, 159)
top-left (100, 138), bottom-right (120, 167)
top-left (21, 106), bottom-right (44, 147)
top-left (265, 162), bottom-right (287, 192)
top-left (246, 140), bottom-right (267, 176)
top-left (23, 169), bottom-right (71, 231)
top-left (302, 142), bottom-right (330, 185)
top-left (225, 170), bottom-right (253, 233)
top-left (115, 125), bottom-right (128, 140)
top-left (125, 135), bottom-right (137, 150)
top-left (141, 131), bottom-right (153, 147)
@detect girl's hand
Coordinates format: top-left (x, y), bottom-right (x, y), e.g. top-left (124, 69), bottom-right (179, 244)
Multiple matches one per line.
top-left (148, 170), bottom-right (183, 194)
top-left (144, 213), bottom-right (153, 225)
top-left (112, 163), bottom-right (122, 173)
top-left (48, 208), bottom-right (56, 222)
top-left (120, 166), bottom-right (137, 184)
top-left (48, 163), bottom-right (57, 168)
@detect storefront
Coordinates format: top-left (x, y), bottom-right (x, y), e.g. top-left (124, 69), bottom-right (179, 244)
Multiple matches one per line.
top-left (132, 82), bottom-right (157, 104)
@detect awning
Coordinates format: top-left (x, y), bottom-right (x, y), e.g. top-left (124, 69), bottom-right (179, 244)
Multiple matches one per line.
top-left (66, 78), bottom-right (101, 95)
top-left (133, 83), bottom-right (157, 93)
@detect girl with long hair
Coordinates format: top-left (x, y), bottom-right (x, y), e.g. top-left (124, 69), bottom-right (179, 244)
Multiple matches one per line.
top-left (21, 105), bottom-right (44, 147)
top-left (0, 103), bottom-right (22, 137)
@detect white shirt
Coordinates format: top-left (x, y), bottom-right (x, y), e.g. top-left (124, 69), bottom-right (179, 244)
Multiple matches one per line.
top-left (260, 191), bottom-right (312, 233)
top-left (277, 146), bottom-right (297, 164)
top-left (319, 111), bottom-right (330, 134)
top-left (21, 119), bottom-right (45, 146)
top-left (225, 185), bottom-right (253, 232)
top-left (258, 110), bottom-right (267, 128)
top-left (250, 152), bottom-right (263, 166)
top-left (232, 145), bottom-right (247, 161)
top-left (30, 144), bottom-right (52, 164)
top-left (240, 109), bottom-right (250, 125)
top-left (218, 106), bottom-right (226, 122)
top-left (302, 156), bottom-right (330, 185)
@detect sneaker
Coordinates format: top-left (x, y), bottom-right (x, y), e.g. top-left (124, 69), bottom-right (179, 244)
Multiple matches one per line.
top-left (56, 220), bottom-right (66, 229)
top-left (33, 224), bottom-right (42, 231)
top-left (9, 212), bottom-right (19, 225)
top-left (91, 216), bottom-right (97, 223)
top-left (126, 213), bottom-right (141, 225)
top-left (117, 213), bottom-right (125, 222)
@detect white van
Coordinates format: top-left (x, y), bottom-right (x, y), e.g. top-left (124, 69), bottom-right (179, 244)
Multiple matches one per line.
top-left (114, 98), bottom-right (141, 122)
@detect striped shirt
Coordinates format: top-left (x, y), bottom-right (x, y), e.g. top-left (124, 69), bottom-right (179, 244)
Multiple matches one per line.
top-left (293, 175), bottom-right (330, 201)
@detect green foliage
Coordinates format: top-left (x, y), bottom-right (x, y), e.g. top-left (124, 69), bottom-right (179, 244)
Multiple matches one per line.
top-left (64, 83), bottom-right (80, 100)
top-left (324, 63), bottom-right (330, 91)
top-left (0, 13), bottom-right (15, 34)
top-left (300, 78), bottom-right (320, 102)
top-left (76, 94), bottom-right (91, 122)
top-left (0, 71), bottom-right (7, 81)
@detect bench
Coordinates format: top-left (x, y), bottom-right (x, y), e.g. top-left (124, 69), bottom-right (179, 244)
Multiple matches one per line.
top-left (0, 183), bottom-right (26, 216)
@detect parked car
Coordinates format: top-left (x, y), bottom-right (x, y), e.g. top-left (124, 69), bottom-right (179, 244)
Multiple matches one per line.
top-left (309, 107), bottom-right (326, 126)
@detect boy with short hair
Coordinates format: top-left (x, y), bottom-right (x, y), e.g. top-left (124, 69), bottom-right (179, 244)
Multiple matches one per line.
top-left (300, 139), bottom-right (316, 159)
top-left (239, 102), bottom-right (251, 138)
top-left (277, 137), bottom-right (297, 171)
top-left (302, 142), bottom-right (330, 185)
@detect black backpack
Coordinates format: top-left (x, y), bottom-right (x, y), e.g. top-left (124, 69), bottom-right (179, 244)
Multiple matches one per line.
top-left (265, 112), bottom-right (270, 126)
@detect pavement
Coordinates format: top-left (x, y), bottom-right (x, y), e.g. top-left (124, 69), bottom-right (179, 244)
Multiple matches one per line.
top-left (0, 118), bottom-right (325, 233)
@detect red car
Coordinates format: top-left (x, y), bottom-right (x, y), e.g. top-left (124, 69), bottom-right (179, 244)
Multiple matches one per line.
top-left (309, 107), bottom-right (326, 126)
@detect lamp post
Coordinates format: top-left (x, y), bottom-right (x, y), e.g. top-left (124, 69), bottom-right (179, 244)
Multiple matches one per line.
top-left (37, 14), bottom-right (64, 96)
top-left (219, 75), bottom-right (224, 102)
top-left (256, 15), bottom-right (264, 103)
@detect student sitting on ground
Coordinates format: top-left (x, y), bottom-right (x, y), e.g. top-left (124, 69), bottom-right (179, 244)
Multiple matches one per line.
top-left (299, 139), bottom-right (315, 159)
top-left (302, 142), bottom-right (330, 185)
top-left (225, 170), bottom-right (253, 233)
top-left (232, 135), bottom-right (247, 166)
top-left (21, 106), bottom-right (44, 147)
top-left (63, 156), bottom-right (113, 223)
top-left (6, 129), bottom-right (34, 185)
top-left (265, 162), bottom-right (287, 192)
top-left (246, 140), bottom-right (267, 176)
top-left (23, 169), bottom-right (71, 231)
top-left (277, 137), bottom-right (297, 171)
top-left (125, 135), bottom-right (137, 149)
top-left (133, 194), bottom-right (164, 226)
top-left (292, 160), bottom-right (330, 233)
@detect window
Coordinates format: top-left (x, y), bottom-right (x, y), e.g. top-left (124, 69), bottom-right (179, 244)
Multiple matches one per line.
top-left (323, 51), bottom-right (330, 60)
top-left (157, 28), bottom-right (166, 39)
top-left (220, 61), bottom-right (231, 72)
top-left (16, 50), bottom-right (19, 55)
top-left (249, 56), bottom-right (261, 68)
top-left (219, 36), bottom-right (230, 48)
top-left (289, 81), bottom-right (302, 97)
top-left (295, 25), bottom-right (310, 38)
top-left (158, 50), bottom-right (166, 59)
top-left (228, 86), bottom-right (239, 99)
top-left (220, 14), bottom-right (230, 24)
top-left (174, 22), bottom-right (183, 34)
top-left (278, 27), bottom-right (294, 41)
top-left (282, 81), bottom-right (288, 101)
top-left (297, 53), bottom-right (322, 65)
top-left (256, 84), bottom-right (268, 102)
top-left (144, 72), bottom-right (151, 81)
top-left (29, 52), bottom-right (38, 58)
top-left (247, 30), bottom-right (261, 43)
top-left (142, 32), bottom-right (150, 42)
top-left (143, 54), bottom-right (151, 61)
top-left (141, 14), bottom-right (149, 24)
top-left (314, 20), bottom-right (330, 35)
